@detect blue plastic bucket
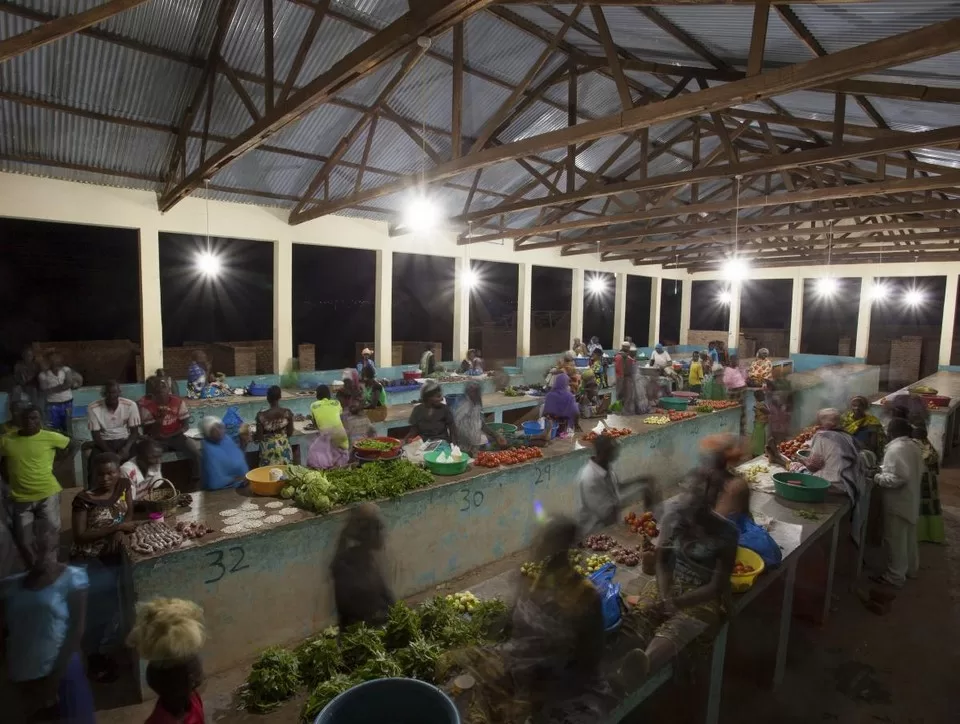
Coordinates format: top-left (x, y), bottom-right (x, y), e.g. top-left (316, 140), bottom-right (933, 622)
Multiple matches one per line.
top-left (314, 678), bottom-right (460, 724)
top-left (574, 356), bottom-right (590, 368)
top-left (522, 421), bottom-right (544, 436)
top-left (444, 394), bottom-right (466, 411)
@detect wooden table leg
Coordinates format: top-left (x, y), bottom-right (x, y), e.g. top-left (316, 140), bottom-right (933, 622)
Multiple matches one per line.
top-left (822, 516), bottom-right (840, 624)
top-left (705, 621), bottom-right (729, 724)
top-left (773, 560), bottom-right (797, 689)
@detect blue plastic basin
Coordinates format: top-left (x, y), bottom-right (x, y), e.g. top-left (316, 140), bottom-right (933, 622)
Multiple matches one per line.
top-left (314, 678), bottom-right (460, 724)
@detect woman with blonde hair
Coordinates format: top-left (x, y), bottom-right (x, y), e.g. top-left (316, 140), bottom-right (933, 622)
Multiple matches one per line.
top-left (128, 598), bottom-right (206, 724)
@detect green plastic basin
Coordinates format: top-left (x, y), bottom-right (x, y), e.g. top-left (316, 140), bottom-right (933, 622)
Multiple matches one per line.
top-left (772, 472), bottom-right (830, 503)
top-left (423, 450), bottom-right (470, 476)
top-left (659, 397), bottom-right (690, 411)
top-left (486, 422), bottom-right (518, 436)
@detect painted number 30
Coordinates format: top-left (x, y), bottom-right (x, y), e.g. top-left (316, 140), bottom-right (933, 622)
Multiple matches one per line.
top-left (459, 489), bottom-right (484, 512)
top-left (204, 546), bottom-right (250, 584)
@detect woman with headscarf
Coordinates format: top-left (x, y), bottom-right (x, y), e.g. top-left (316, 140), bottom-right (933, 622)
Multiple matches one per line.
top-left (912, 423), bottom-right (945, 544)
top-left (747, 349), bottom-right (774, 387)
top-left (199, 417), bottom-right (248, 490)
top-left (403, 381), bottom-right (455, 444)
top-left (185, 351), bottom-right (208, 400)
top-left (454, 382), bottom-right (507, 455)
top-left (543, 372), bottom-right (581, 434)
top-left (841, 395), bottom-right (885, 457)
top-left (619, 435), bottom-right (741, 684)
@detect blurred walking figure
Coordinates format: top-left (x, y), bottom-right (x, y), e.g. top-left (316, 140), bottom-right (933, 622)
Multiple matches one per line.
top-left (576, 435), bottom-right (622, 536)
top-left (331, 504), bottom-right (395, 630)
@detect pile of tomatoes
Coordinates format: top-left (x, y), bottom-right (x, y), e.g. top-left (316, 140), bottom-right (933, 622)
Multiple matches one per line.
top-left (581, 427), bottom-right (632, 442)
top-left (666, 410), bottom-right (696, 421)
top-left (733, 561), bottom-right (756, 575)
top-left (777, 426), bottom-right (816, 456)
top-left (474, 446), bottom-right (544, 468)
top-left (625, 510), bottom-right (660, 538)
top-left (695, 399), bottom-right (739, 410)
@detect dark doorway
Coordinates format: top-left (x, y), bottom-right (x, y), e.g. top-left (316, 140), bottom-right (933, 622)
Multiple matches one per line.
top-left (625, 276), bottom-right (652, 347)
top-left (469, 260), bottom-right (519, 367)
top-left (393, 253), bottom-right (454, 363)
top-left (531, 266), bottom-right (572, 355)
top-left (583, 271), bottom-right (615, 350)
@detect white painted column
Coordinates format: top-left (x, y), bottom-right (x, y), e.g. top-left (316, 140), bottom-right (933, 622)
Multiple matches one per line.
top-left (272, 237), bottom-right (293, 373)
top-left (453, 256), bottom-right (471, 363)
top-left (727, 282), bottom-right (742, 352)
top-left (855, 275), bottom-right (873, 360)
top-left (613, 272), bottom-right (627, 347)
top-left (679, 278), bottom-right (692, 345)
top-left (789, 275), bottom-right (804, 355)
top-left (375, 249), bottom-right (393, 368)
top-left (939, 273), bottom-right (958, 366)
top-left (570, 267), bottom-right (584, 346)
top-left (649, 276), bottom-right (662, 345)
top-left (138, 226), bottom-right (164, 378)
top-left (516, 262), bottom-right (532, 358)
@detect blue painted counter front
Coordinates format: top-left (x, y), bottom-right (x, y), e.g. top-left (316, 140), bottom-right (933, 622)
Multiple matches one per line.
top-left (129, 407), bottom-right (740, 683)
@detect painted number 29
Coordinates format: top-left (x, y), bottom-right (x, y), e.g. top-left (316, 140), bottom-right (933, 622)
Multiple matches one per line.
top-left (204, 546), bottom-right (250, 584)
top-left (534, 464), bottom-right (551, 485)
top-left (459, 489), bottom-right (484, 512)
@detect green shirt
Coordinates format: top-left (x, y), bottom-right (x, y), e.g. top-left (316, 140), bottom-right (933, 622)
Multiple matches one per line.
top-left (310, 399), bottom-right (348, 450)
top-left (1, 429), bottom-right (70, 502)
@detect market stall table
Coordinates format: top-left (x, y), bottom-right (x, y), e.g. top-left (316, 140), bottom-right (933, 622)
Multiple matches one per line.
top-left (873, 370), bottom-right (960, 462)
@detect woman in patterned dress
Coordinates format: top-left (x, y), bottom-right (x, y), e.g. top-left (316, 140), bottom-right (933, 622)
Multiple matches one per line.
top-left (912, 423), bottom-right (945, 544)
top-left (254, 386), bottom-right (294, 466)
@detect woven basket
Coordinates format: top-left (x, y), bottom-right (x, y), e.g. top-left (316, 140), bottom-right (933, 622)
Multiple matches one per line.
top-left (144, 478), bottom-right (179, 513)
top-left (365, 406), bottom-right (388, 423)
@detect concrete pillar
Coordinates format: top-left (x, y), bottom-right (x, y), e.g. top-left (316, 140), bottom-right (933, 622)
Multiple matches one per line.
top-left (679, 278), bottom-right (692, 344)
top-left (138, 226), bottom-right (164, 378)
top-left (789, 275), bottom-right (804, 355)
top-left (516, 262), bottom-right (532, 358)
top-left (613, 273), bottom-right (627, 348)
top-left (375, 249), bottom-right (393, 369)
top-left (939, 274), bottom-right (958, 366)
top-left (453, 256), bottom-right (471, 363)
top-left (272, 237), bottom-right (293, 374)
top-left (570, 268), bottom-right (584, 346)
top-left (727, 282), bottom-right (742, 352)
top-left (855, 275), bottom-right (873, 360)
top-left (649, 276), bottom-right (662, 345)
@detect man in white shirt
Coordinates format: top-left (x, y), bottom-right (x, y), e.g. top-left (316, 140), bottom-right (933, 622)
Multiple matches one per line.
top-left (648, 343), bottom-right (682, 391)
top-left (576, 435), bottom-right (622, 536)
top-left (873, 417), bottom-right (924, 588)
top-left (84, 381), bottom-right (141, 486)
top-left (37, 352), bottom-right (81, 434)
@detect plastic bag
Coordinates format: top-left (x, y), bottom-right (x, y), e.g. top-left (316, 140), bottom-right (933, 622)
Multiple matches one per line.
top-left (588, 562), bottom-right (622, 631)
top-left (730, 513), bottom-right (782, 568)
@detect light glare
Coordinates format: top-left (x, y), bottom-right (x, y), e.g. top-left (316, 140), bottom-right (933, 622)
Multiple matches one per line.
top-left (870, 282), bottom-right (889, 302)
top-left (587, 274), bottom-right (607, 295)
top-left (461, 269), bottom-right (478, 289)
top-left (196, 251), bottom-right (222, 278)
top-left (402, 194), bottom-right (440, 234)
top-left (816, 277), bottom-right (839, 297)
top-left (904, 289), bottom-right (925, 307)
top-left (723, 257), bottom-right (749, 282)
top-left (718, 290), bottom-right (732, 305)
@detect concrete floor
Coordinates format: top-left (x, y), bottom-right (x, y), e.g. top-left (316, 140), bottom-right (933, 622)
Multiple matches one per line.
top-left (91, 472), bottom-right (960, 724)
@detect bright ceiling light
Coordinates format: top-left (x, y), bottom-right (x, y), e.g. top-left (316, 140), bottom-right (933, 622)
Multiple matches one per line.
top-left (718, 290), bottom-right (732, 305)
top-left (587, 274), bottom-right (608, 295)
top-left (402, 194), bottom-right (440, 234)
top-left (869, 281), bottom-right (889, 302)
top-left (461, 268), bottom-right (479, 289)
top-left (196, 251), bottom-right (222, 278)
top-left (816, 277), bottom-right (839, 297)
top-left (723, 257), bottom-right (749, 283)
top-left (904, 288), bottom-right (925, 307)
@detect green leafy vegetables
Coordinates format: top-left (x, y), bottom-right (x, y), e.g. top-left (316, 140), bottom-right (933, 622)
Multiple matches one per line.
top-left (282, 460), bottom-right (434, 514)
top-left (354, 439), bottom-right (395, 451)
top-left (242, 596), bottom-right (509, 721)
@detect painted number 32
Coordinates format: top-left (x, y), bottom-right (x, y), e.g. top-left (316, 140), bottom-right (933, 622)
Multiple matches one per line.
top-left (459, 489), bottom-right (484, 512)
top-left (204, 546), bottom-right (250, 584)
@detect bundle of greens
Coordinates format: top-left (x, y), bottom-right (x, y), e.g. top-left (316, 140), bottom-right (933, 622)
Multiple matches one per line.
top-left (339, 622), bottom-right (387, 669)
top-left (295, 635), bottom-right (344, 689)
top-left (300, 673), bottom-right (358, 722)
top-left (394, 635), bottom-right (443, 681)
top-left (383, 600), bottom-right (421, 650)
top-left (241, 646), bottom-right (301, 713)
top-left (325, 460), bottom-right (433, 504)
top-left (282, 465), bottom-right (334, 513)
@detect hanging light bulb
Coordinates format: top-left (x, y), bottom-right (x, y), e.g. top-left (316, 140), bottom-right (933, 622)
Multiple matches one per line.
top-left (723, 257), bottom-right (749, 283)
top-left (461, 268), bottom-right (479, 289)
top-left (196, 250), bottom-right (222, 278)
top-left (587, 274), bottom-right (607, 296)
top-left (402, 193), bottom-right (440, 234)
top-left (904, 288), bottom-right (925, 307)
top-left (816, 277), bottom-right (839, 297)
top-left (718, 289), bottom-right (733, 305)
top-left (870, 280), bottom-right (889, 302)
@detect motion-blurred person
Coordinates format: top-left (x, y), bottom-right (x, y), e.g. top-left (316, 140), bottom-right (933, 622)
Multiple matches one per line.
top-left (444, 516), bottom-right (609, 723)
top-left (543, 372), bottom-right (581, 434)
top-left (254, 385), bottom-right (295, 466)
top-left (587, 336), bottom-right (603, 355)
top-left (185, 350), bottom-right (209, 399)
top-left (341, 396), bottom-right (377, 450)
top-left (403, 381), bottom-right (455, 444)
top-left (841, 395), bottom-right (885, 457)
top-left (454, 382), bottom-right (506, 455)
top-left (12, 346), bottom-right (42, 411)
top-left (306, 386), bottom-right (350, 470)
top-left (200, 417), bottom-right (249, 490)
top-left (1, 406), bottom-right (78, 568)
top-left (576, 435), bottom-right (622, 536)
top-left (619, 435), bottom-right (742, 683)
top-left (572, 337), bottom-right (588, 357)
top-left (155, 368), bottom-right (180, 398)
top-left (649, 343), bottom-right (681, 391)
top-left (331, 504), bottom-right (394, 629)
top-left (873, 418), bottom-right (924, 588)
top-left (722, 355), bottom-right (747, 394)
top-left (360, 365), bottom-right (386, 410)
top-left (38, 352), bottom-right (81, 434)
top-left (1, 535), bottom-right (93, 723)
top-left (127, 598), bottom-right (206, 724)
top-left (912, 423), bottom-right (945, 544)
top-left (337, 368), bottom-right (362, 408)
top-left (578, 363), bottom-right (609, 419)
top-left (419, 344), bottom-right (437, 377)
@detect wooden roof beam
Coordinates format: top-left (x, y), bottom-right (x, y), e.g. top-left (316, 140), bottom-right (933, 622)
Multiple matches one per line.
top-left (0, 0), bottom-right (151, 63)
top-left (292, 17), bottom-right (960, 224)
top-left (158, 0), bottom-right (496, 212)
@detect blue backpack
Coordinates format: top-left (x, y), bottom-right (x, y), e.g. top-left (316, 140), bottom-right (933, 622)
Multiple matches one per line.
top-left (730, 513), bottom-right (782, 568)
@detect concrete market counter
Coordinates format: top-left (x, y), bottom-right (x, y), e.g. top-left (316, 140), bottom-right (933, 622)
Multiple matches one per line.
top-left (125, 406), bottom-right (741, 686)
top-left (872, 370), bottom-right (960, 462)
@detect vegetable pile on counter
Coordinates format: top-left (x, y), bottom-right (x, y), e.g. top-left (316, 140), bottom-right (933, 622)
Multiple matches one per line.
top-left (665, 410), bottom-right (696, 422)
top-left (474, 446), bottom-right (543, 468)
top-left (580, 427), bottom-right (632, 441)
top-left (502, 386), bottom-right (522, 397)
top-left (695, 399), bottom-right (739, 410)
top-left (353, 439), bottom-right (396, 452)
top-left (741, 462), bottom-right (769, 483)
top-left (280, 461), bottom-right (433, 514)
top-left (240, 596), bottom-right (509, 721)
top-left (642, 415), bottom-right (670, 425)
top-left (778, 426), bottom-right (816, 457)
top-left (695, 404), bottom-right (714, 414)
top-left (521, 550), bottom-right (611, 578)
top-left (583, 534), bottom-right (639, 566)
top-left (625, 510), bottom-right (659, 538)
top-left (175, 521), bottom-right (212, 540)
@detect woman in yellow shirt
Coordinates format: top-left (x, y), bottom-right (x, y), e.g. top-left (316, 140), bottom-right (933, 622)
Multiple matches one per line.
top-left (306, 385), bottom-right (350, 469)
top-left (688, 351), bottom-right (705, 394)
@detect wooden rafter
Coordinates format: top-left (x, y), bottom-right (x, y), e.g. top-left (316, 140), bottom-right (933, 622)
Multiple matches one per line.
top-left (451, 21), bottom-right (463, 159)
top-left (747, 0), bottom-right (770, 77)
top-left (0, 0), bottom-right (152, 63)
top-left (278, 0), bottom-right (331, 104)
top-left (264, 0), bottom-right (275, 112)
top-left (292, 17), bottom-right (960, 224)
top-left (159, 0), bottom-right (496, 212)
top-left (590, 5), bottom-right (633, 109)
